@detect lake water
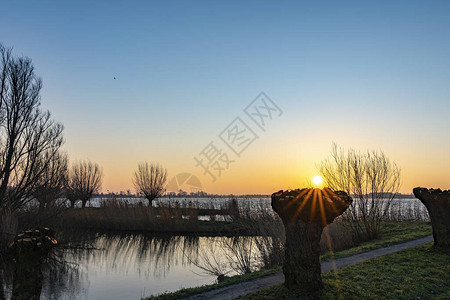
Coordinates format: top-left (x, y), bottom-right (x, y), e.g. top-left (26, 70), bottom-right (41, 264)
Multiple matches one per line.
top-left (2, 232), bottom-right (262, 300)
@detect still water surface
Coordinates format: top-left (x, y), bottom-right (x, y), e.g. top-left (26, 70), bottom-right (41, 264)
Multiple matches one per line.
top-left (3, 233), bottom-right (257, 300)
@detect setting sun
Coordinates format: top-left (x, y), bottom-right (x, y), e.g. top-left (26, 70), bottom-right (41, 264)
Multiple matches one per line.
top-left (312, 175), bottom-right (323, 187)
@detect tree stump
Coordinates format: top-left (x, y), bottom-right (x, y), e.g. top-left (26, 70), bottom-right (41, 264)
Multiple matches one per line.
top-left (8, 228), bottom-right (57, 300)
top-left (413, 187), bottom-right (450, 247)
top-left (271, 188), bottom-right (352, 298)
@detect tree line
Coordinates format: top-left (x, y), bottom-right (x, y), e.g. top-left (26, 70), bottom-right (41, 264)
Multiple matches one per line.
top-left (0, 44), bottom-right (168, 246)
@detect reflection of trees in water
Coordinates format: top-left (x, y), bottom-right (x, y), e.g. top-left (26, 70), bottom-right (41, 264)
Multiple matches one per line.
top-left (0, 256), bottom-right (12, 300)
top-left (1, 231), bottom-right (271, 299)
top-left (58, 232), bottom-right (273, 285)
top-left (185, 238), bottom-right (229, 278)
top-left (58, 231), bottom-right (203, 279)
top-left (41, 251), bottom-right (85, 300)
top-left (1, 231), bottom-right (205, 298)
top-left (184, 236), bottom-right (268, 281)
top-left (88, 233), bottom-right (201, 278)
top-left (0, 249), bottom-right (83, 300)
top-left (0, 274), bottom-right (4, 300)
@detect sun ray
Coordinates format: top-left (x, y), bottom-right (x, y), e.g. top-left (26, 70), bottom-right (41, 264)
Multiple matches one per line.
top-left (292, 188), bottom-right (315, 220)
top-left (317, 189), bottom-right (328, 226)
top-left (309, 189), bottom-right (319, 222)
top-left (322, 188), bottom-right (340, 216)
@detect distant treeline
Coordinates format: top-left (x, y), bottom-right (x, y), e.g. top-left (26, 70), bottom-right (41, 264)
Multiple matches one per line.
top-left (95, 191), bottom-right (270, 198)
top-left (94, 191), bottom-right (415, 199)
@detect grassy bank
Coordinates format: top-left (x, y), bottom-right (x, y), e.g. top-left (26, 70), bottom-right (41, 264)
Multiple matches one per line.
top-left (145, 221), bottom-right (432, 299)
top-left (146, 267), bottom-right (282, 300)
top-left (321, 221), bottom-right (432, 260)
top-left (238, 243), bottom-right (449, 299)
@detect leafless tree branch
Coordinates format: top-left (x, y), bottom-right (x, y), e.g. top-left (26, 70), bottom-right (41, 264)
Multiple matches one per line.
top-left (66, 161), bottom-right (103, 208)
top-left (319, 143), bottom-right (401, 241)
top-left (133, 162), bottom-right (167, 206)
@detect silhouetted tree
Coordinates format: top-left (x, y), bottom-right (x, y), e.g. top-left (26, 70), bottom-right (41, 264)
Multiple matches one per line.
top-left (65, 187), bottom-right (79, 208)
top-left (133, 162), bottom-right (167, 206)
top-left (67, 161), bottom-right (103, 208)
top-left (319, 143), bottom-right (401, 241)
top-left (0, 44), bottom-right (64, 213)
top-left (33, 152), bottom-right (68, 222)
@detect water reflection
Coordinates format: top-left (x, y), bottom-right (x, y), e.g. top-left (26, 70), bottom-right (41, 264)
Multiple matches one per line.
top-left (2, 232), bottom-right (260, 299)
top-left (42, 255), bottom-right (84, 300)
top-left (0, 261), bottom-right (9, 300)
top-left (65, 233), bottom-right (202, 279)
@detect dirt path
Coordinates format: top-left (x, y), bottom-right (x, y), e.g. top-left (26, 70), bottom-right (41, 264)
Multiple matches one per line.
top-left (184, 235), bottom-right (433, 300)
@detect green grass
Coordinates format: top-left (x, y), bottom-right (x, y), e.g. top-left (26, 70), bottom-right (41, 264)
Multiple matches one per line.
top-left (321, 221), bottom-right (432, 260)
top-left (144, 267), bottom-right (282, 300)
top-left (238, 243), bottom-right (449, 299)
top-left (144, 222), bottom-right (432, 299)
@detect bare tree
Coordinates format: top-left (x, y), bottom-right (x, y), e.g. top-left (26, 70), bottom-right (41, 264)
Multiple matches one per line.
top-left (0, 44), bottom-right (64, 213)
top-left (319, 143), bottom-right (401, 241)
top-left (65, 186), bottom-right (79, 208)
top-left (67, 161), bottom-right (103, 208)
top-left (133, 162), bottom-right (167, 206)
top-left (183, 238), bottom-right (230, 281)
top-left (222, 236), bottom-right (256, 275)
top-left (33, 151), bottom-right (68, 221)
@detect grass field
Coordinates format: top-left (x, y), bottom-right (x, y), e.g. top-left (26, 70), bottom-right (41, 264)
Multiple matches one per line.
top-left (238, 243), bottom-right (449, 299)
top-left (320, 221), bottom-right (432, 260)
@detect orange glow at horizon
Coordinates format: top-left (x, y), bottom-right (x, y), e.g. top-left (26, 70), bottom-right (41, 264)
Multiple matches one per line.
top-left (72, 135), bottom-right (449, 196)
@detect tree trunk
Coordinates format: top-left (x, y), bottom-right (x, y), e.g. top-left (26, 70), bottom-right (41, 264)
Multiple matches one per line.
top-left (10, 228), bottom-right (57, 300)
top-left (283, 221), bottom-right (323, 295)
top-left (146, 196), bottom-right (154, 207)
top-left (11, 247), bottom-right (45, 300)
top-left (413, 187), bottom-right (450, 247)
top-left (81, 198), bottom-right (88, 208)
top-left (272, 188), bottom-right (352, 298)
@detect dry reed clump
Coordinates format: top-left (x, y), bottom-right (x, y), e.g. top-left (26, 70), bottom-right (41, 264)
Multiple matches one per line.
top-left (50, 197), bottom-right (241, 233)
top-left (230, 200), bottom-right (285, 270)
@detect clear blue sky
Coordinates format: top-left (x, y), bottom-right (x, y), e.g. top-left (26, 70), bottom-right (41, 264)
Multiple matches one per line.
top-left (1, 0), bottom-right (449, 193)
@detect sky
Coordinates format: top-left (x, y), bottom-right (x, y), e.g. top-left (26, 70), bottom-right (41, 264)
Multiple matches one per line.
top-left (1, 0), bottom-right (449, 194)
